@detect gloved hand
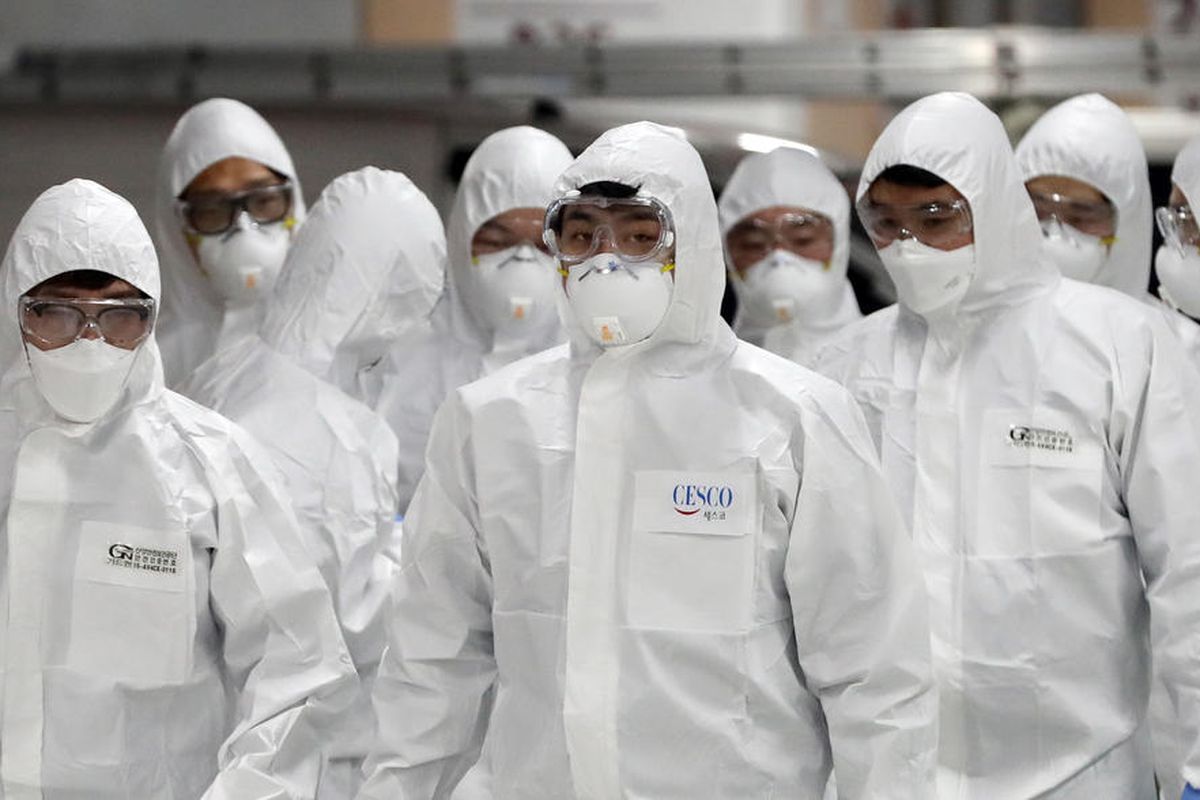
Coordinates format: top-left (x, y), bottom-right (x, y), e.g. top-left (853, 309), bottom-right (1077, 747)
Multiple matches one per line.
top-left (1182, 784), bottom-right (1200, 800)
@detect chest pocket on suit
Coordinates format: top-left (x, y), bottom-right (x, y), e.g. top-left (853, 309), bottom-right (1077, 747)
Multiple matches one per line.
top-left (68, 521), bottom-right (194, 685)
top-left (625, 470), bottom-right (759, 633)
top-left (975, 408), bottom-right (1104, 557)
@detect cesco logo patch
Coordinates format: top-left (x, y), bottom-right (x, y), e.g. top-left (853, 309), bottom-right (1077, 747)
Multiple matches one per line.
top-left (673, 483), bottom-right (735, 517)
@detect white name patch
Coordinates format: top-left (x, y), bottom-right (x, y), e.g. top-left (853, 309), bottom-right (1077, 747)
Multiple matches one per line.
top-left (77, 521), bottom-right (186, 593)
top-left (632, 470), bottom-right (758, 536)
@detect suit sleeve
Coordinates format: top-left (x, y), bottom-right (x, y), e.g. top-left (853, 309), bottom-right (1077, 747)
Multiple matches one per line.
top-left (358, 391), bottom-right (497, 800)
top-left (786, 387), bottom-right (938, 799)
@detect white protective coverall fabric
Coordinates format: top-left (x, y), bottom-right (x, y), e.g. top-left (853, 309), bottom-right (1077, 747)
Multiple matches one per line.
top-left (154, 97), bottom-right (306, 390)
top-left (373, 126), bottom-right (573, 513)
top-left (718, 147), bottom-right (862, 361)
top-left (1016, 92), bottom-right (1200, 367)
top-left (1153, 130), bottom-right (1200, 800)
top-left (178, 167), bottom-right (443, 795)
top-left (814, 92), bottom-right (1200, 799)
top-left (0, 179), bottom-right (355, 799)
top-left (359, 121), bottom-right (937, 800)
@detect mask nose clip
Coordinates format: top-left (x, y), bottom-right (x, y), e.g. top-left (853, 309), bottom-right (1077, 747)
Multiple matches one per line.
top-left (78, 317), bottom-right (103, 341)
top-left (1041, 215), bottom-right (1067, 239)
top-left (220, 210), bottom-right (257, 242)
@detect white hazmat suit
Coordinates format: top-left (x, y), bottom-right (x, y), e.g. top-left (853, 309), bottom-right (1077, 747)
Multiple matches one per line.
top-left (815, 92), bottom-right (1200, 799)
top-left (154, 98), bottom-right (306, 389)
top-left (1019, 92), bottom-right (1200, 800)
top-left (1016, 92), bottom-right (1200, 364)
top-left (718, 147), bottom-right (862, 362)
top-left (0, 178), bottom-right (355, 799)
top-left (374, 126), bottom-right (573, 512)
top-left (360, 121), bottom-right (937, 800)
top-left (179, 166), bottom-right (444, 797)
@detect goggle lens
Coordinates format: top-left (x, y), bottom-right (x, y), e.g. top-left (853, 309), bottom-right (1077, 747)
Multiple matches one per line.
top-left (857, 198), bottom-right (973, 249)
top-left (179, 182), bottom-right (293, 236)
top-left (544, 195), bottom-right (674, 264)
top-left (20, 298), bottom-right (155, 348)
top-left (726, 212), bottom-right (833, 263)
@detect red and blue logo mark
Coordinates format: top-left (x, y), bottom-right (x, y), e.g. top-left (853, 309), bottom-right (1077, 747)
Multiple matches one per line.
top-left (673, 483), bottom-right (734, 516)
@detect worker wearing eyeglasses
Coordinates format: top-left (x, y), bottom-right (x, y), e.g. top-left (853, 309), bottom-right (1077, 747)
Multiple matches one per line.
top-left (718, 147), bottom-right (863, 365)
top-left (153, 97), bottom-right (304, 388)
top-left (0, 178), bottom-right (355, 799)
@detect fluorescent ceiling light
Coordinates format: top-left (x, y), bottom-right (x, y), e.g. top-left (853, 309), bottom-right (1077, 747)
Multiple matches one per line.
top-left (736, 132), bottom-right (818, 155)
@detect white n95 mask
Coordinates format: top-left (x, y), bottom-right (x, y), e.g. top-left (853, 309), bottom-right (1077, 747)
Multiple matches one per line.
top-left (473, 244), bottom-right (560, 333)
top-left (195, 211), bottom-right (291, 305)
top-left (1156, 244), bottom-right (1200, 319)
top-left (1040, 219), bottom-right (1109, 282)
top-left (24, 338), bottom-right (140, 423)
top-left (739, 249), bottom-right (839, 328)
top-left (878, 238), bottom-right (976, 316)
top-left (564, 253), bottom-right (674, 347)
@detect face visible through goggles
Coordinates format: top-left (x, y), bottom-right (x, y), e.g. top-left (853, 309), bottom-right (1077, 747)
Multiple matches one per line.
top-left (472, 207), bottom-right (551, 257)
top-left (726, 208), bottom-right (834, 274)
top-left (544, 194), bottom-right (675, 265)
top-left (857, 196), bottom-right (973, 250)
top-left (1026, 184), bottom-right (1116, 241)
top-left (177, 181), bottom-right (294, 236)
top-left (20, 296), bottom-right (156, 350)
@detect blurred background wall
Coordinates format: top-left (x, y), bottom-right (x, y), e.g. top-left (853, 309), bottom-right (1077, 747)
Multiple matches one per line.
top-left (2, 0), bottom-right (1199, 309)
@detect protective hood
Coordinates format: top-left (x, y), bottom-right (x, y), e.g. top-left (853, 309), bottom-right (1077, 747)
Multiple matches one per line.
top-left (260, 166), bottom-right (444, 391)
top-left (555, 121), bottom-right (730, 359)
top-left (153, 98), bottom-right (306, 384)
top-left (0, 178), bottom-right (164, 420)
top-left (860, 92), bottom-right (1053, 315)
top-left (1016, 93), bottom-right (1152, 298)
top-left (718, 146), bottom-right (861, 341)
top-left (444, 125), bottom-right (573, 353)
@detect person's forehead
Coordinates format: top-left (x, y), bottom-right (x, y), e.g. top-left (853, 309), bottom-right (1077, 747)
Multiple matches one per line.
top-left (564, 203), bottom-right (656, 219)
top-left (480, 207), bottom-right (545, 230)
top-left (1026, 174), bottom-right (1107, 204)
top-left (739, 205), bottom-right (826, 227)
top-left (183, 156), bottom-right (279, 197)
top-left (27, 278), bottom-right (142, 300)
top-left (867, 178), bottom-right (966, 206)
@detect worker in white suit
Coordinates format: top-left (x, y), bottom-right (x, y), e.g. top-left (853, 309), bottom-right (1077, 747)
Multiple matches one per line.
top-left (359, 121), bottom-right (937, 800)
top-left (154, 97), bottom-right (305, 388)
top-left (815, 91), bottom-right (1200, 799)
top-left (1016, 92), bottom-right (1200, 364)
top-left (0, 178), bottom-right (355, 798)
top-left (373, 126), bottom-right (573, 512)
top-left (719, 146), bottom-right (861, 363)
top-left (178, 166), bottom-right (444, 798)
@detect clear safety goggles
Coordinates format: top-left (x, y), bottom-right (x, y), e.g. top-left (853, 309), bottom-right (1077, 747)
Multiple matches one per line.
top-left (472, 212), bottom-right (551, 256)
top-left (856, 197), bottom-right (973, 249)
top-left (20, 296), bottom-right (156, 349)
top-left (1028, 190), bottom-right (1116, 240)
top-left (1156, 203), bottom-right (1200, 253)
top-left (726, 212), bottom-right (834, 264)
top-left (176, 181), bottom-right (294, 236)
top-left (543, 194), bottom-right (675, 265)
